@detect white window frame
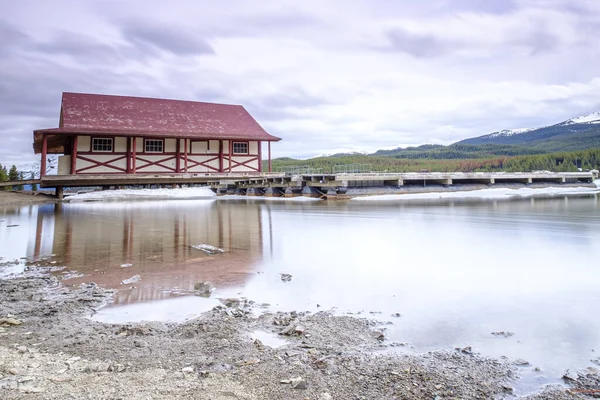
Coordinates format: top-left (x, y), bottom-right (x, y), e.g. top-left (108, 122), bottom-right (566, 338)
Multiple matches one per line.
top-left (232, 142), bottom-right (248, 155)
top-left (91, 137), bottom-right (113, 152)
top-left (144, 139), bottom-right (164, 153)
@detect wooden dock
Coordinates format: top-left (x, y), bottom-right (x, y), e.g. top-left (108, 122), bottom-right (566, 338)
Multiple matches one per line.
top-left (1, 170), bottom-right (596, 200)
top-left (209, 171), bottom-right (599, 199)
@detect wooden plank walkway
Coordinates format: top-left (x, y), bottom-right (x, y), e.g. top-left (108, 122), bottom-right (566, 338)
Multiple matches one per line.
top-left (216, 171), bottom-right (598, 189)
top-left (0, 179), bottom-right (41, 188)
top-left (2, 170), bottom-right (594, 200)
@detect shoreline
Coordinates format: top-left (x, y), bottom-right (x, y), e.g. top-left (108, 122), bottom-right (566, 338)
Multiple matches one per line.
top-left (0, 191), bottom-right (56, 206)
top-left (0, 269), bottom-right (597, 399)
top-left (1, 181), bottom-right (597, 205)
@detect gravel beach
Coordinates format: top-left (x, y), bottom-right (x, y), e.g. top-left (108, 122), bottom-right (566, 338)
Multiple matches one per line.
top-left (1, 266), bottom-right (598, 399)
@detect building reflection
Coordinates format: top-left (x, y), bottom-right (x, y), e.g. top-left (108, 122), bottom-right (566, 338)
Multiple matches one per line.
top-left (30, 200), bottom-right (269, 305)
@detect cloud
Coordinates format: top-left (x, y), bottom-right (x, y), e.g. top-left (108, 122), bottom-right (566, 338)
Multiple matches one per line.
top-left (34, 31), bottom-right (123, 62)
top-left (385, 28), bottom-right (453, 58)
top-left (120, 20), bottom-right (215, 56)
top-left (0, 22), bottom-right (31, 56)
top-left (1, 0), bottom-right (600, 165)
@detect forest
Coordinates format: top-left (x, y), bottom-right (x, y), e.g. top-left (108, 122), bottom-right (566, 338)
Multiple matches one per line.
top-left (264, 148), bottom-right (600, 174)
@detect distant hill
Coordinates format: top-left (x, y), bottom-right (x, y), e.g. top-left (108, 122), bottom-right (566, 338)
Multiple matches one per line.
top-left (454, 112), bottom-right (600, 151)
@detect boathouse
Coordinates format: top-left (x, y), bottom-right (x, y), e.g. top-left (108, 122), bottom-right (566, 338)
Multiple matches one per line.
top-left (33, 92), bottom-right (281, 177)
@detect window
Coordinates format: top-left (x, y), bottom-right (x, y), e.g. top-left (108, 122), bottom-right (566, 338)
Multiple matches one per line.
top-left (233, 142), bottom-right (248, 154)
top-left (145, 139), bottom-right (164, 153)
top-left (92, 138), bottom-right (113, 152)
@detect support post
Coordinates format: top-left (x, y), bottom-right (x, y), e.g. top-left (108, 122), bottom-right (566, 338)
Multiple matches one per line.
top-left (228, 140), bottom-right (232, 173)
top-left (55, 186), bottom-right (64, 200)
top-left (258, 141), bottom-right (262, 173)
top-left (184, 139), bottom-right (188, 173)
top-left (176, 138), bottom-right (181, 173)
top-left (126, 137), bottom-right (131, 173)
top-left (268, 141), bottom-right (272, 173)
top-left (71, 135), bottom-right (78, 174)
top-left (41, 134), bottom-right (48, 177)
top-left (132, 137), bottom-right (136, 173)
top-left (219, 140), bottom-right (223, 172)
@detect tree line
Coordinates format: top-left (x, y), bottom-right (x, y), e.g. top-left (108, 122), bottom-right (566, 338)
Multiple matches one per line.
top-left (0, 163), bottom-right (34, 191)
top-left (264, 148), bottom-right (600, 174)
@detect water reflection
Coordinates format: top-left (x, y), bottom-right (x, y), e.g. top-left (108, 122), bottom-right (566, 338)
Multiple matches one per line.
top-left (2, 194), bottom-right (600, 393)
top-left (26, 200), bottom-right (268, 304)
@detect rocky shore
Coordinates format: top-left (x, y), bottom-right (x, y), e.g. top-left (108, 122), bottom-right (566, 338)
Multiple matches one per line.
top-left (0, 191), bottom-right (55, 206)
top-left (0, 270), bottom-right (598, 399)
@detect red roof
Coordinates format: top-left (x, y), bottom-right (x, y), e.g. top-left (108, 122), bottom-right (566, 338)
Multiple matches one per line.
top-left (34, 92), bottom-right (280, 149)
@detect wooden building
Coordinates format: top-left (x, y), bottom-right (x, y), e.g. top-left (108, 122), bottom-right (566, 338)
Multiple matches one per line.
top-left (33, 93), bottom-right (281, 177)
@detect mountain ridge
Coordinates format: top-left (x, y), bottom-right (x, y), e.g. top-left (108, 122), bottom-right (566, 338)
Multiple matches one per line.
top-left (454, 111), bottom-right (600, 148)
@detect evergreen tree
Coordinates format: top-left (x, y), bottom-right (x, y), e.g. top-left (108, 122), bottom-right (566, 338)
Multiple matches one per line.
top-left (0, 164), bottom-right (7, 191)
top-left (30, 172), bottom-right (37, 191)
top-left (17, 171), bottom-right (24, 190)
top-left (8, 165), bottom-right (18, 181)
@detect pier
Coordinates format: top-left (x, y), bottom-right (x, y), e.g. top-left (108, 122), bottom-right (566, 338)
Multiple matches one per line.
top-left (0, 170), bottom-right (596, 200)
top-left (209, 171), bottom-right (599, 199)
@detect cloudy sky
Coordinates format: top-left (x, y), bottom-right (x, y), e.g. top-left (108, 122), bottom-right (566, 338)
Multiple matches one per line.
top-left (1, 0), bottom-right (600, 167)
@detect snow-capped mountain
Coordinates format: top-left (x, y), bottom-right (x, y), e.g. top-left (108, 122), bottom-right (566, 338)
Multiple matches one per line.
top-left (14, 155), bottom-right (59, 178)
top-left (561, 111), bottom-right (600, 125)
top-left (485, 127), bottom-right (537, 139)
top-left (456, 110), bottom-right (600, 147)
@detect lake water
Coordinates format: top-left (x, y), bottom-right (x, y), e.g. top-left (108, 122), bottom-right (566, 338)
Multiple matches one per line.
top-left (1, 192), bottom-right (600, 394)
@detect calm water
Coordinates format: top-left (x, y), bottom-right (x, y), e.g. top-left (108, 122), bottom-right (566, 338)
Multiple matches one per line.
top-left (1, 193), bottom-right (600, 393)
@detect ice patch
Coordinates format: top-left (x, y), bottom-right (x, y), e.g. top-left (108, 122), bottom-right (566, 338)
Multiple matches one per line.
top-left (352, 186), bottom-right (599, 201)
top-left (219, 195), bottom-right (321, 202)
top-left (92, 296), bottom-right (221, 323)
top-left (0, 260), bottom-right (25, 278)
top-left (66, 187), bottom-right (216, 202)
top-left (250, 330), bottom-right (287, 348)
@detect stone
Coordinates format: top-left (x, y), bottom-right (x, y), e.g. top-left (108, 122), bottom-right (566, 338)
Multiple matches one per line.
top-left (370, 331), bottom-right (385, 341)
top-left (192, 244), bottom-right (225, 255)
top-left (491, 331), bottom-right (515, 338)
top-left (280, 273), bottom-right (292, 282)
top-left (391, 313), bottom-right (402, 318)
top-left (85, 362), bottom-right (110, 372)
top-left (320, 393), bottom-right (333, 400)
top-left (66, 356), bottom-right (81, 364)
top-left (563, 370), bottom-right (578, 381)
top-left (182, 366), bottom-right (194, 374)
top-left (291, 376), bottom-right (307, 389)
top-left (280, 323), bottom-right (303, 336)
top-left (194, 281), bottom-right (215, 298)
top-left (17, 346), bottom-right (27, 353)
top-left (219, 298), bottom-right (241, 308)
top-left (134, 340), bottom-right (149, 348)
top-left (0, 318), bottom-right (22, 326)
top-left (281, 376), bottom-right (306, 389)
top-left (108, 363), bottom-right (126, 373)
top-left (120, 275), bottom-right (141, 285)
